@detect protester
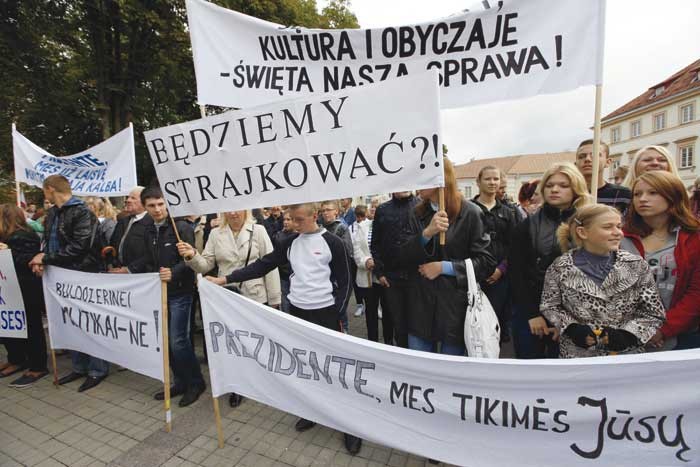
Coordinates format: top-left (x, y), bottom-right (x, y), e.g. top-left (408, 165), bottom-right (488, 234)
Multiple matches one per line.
top-left (126, 186), bottom-right (206, 407)
top-left (574, 139), bottom-right (632, 213)
top-left (348, 205), bottom-right (368, 317)
top-left (517, 180), bottom-right (542, 218)
top-left (319, 200), bottom-right (354, 330)
top-left (540, 204), bottom-right (665, 358)
top-left (509, 163), bottom-right (593, 359)
top-left (397, 158), bottom-right (496, 355)
top-left (622, 145), bottom-right (680, 188)
top-left (614, 165), bottom-right (629, 185)
top-left (690, 176), bottom-right (700, 219)
top-left (263, 206), bottom-right (284, 238)
top-left (339, 197), bottom-right (356, 226)
top-left (85, 196), bottom-right (118, 246)
top-left (178, 209), bottom-right (281, 407)
top-left (109, 186), bottom-right (148, 272)
top-left (370, 192), bottom-right (419, 347)
top-left (0, 204), bottom-right (48, 387)
top-left (273, 209), bottom-right (296, 313)
top-left (351, 205), bottom-right (378, 338)
top-left (29, 175), bottom-right (109, 391)
top-left (621, 171), bottom-right (700, 350)
top-left (472, 166), bottom-right (518, 343)
top-left (203, 203), bottom-right (362, 455)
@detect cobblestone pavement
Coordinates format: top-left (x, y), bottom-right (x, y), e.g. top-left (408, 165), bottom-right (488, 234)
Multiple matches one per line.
top-left (1, 299), bottom-right (512, 467)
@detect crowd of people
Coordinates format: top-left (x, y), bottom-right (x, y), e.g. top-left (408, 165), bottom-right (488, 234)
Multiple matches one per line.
top-left (1, 139), bottom-right (700, 457)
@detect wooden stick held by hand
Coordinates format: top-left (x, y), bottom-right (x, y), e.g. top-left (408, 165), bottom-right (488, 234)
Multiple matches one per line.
top-left (438, 188), bottom-right (446, 246)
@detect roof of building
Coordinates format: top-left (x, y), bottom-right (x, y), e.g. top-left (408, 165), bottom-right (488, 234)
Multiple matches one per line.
top-left (602, 58), bottom-right (700, 122)
top-left (454, 152), bottom-right (576, 179)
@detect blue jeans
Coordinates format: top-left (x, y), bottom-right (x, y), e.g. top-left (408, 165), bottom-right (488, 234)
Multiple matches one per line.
top-left (408, 334), bottom-right (465, 356)
top-left (675, 330), bottom-right (700, 350)
top-left (280, 278), bottom-right (291, 314)
top-left (71, 352), bottom-right (110, 378)
top-left (511, 304), bottom-right (559, 359)
top-left (169, 294), bottom-right (204, 390)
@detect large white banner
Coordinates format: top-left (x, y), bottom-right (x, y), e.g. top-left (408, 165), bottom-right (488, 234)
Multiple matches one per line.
top-left (0, 250), bottom-right (27, 339)
top-left (199, 278), bottom-right (699, 467)
top-left (43, 267), bottom-right (164, 381)
top-left (13, 125), bottom-right (137, 196)
top-left (144, 72), bottom-right (443, 217)
top-left (186, 0), bottom-right (605, 109)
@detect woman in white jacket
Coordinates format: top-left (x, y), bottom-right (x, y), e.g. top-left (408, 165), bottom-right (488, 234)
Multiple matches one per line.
top-left (177, 210), bottom-right (281, 407)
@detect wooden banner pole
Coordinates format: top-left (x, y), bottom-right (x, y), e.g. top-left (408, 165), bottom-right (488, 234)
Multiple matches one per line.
top-left (212, 396), bottom-right (224, 448)
top-left (438, 188), bottom-right (446, 245)
top-left (161, 281), bottom-right (172, 432)
top-left (169, 216), bottom-right (182, 244)
top-left (590, 85), bottom-right (603, 202)
top-left (12, 123), bottom-right (21, 208)
top-left (50, 344), bottom-right (58, 387)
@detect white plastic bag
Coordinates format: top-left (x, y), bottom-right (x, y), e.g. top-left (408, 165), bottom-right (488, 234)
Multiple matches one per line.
top-left (463, 259), bottom-right (500, 358)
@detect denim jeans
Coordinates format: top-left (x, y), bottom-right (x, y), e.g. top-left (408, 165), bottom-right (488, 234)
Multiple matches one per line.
top-left (169, 294), bottom-right (204, 390)
top-left (511, 304), bottom-right (559, 359)
top-left (280, 278), bottom-right (291, 314)
top-left (408, 334), bottom-right (465, 356)
top-left (71, 352), bottom-right (110, 378)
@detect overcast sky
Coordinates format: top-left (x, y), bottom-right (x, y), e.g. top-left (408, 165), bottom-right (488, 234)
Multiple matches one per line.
top-left (320, 0), bottom-right (700, 164)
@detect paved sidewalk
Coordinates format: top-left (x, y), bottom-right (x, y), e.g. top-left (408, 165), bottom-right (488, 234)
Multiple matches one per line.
top-left (0, 302), bottom-right (472, 467)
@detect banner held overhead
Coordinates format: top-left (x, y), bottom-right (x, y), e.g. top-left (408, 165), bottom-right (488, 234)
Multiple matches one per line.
top-left (198, 278), bottom-right (699, 467)
top-left (144, 71), bottom-right (444, 217)
top-left (186, 0), bottom-right (606, 109)
top-left (13, 125), bottom-right (137, 197)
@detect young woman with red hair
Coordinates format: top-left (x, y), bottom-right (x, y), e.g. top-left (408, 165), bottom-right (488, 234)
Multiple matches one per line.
top-left (0, 204), bottom-right (48, 387)
top-left (621, 171), bottom-right (700, 350)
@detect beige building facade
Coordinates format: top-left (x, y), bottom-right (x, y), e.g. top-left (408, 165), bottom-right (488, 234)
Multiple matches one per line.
top-left (455, 152), bottom-right (575, 201)
top-left (602, 59), bottom-right (700, 187)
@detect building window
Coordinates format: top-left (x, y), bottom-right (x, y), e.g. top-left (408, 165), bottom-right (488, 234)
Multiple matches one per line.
top-left (653, 112), bottom-right (666, 132)
top-left (630, 120), bottom-right (641, 138)
top-left (611, 127), bottom-right (620, 143)
top-left (464, 186), bottom-right (472, 198)
top-left (681, 103), bottom-right (695, 124)
top-left (680, 145), bottom-right (694, 169)
top-left (612, 158), bottom-right (621, 170)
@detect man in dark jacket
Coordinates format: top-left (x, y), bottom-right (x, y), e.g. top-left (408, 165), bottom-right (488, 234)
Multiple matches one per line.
top-left (320, 200), bottom-right (354, 331)
top-left (30, 174), bottom-right (109, 392)
top-left (263, 206), bottom-right (284, 238)
top-left (370, 192), bottom-right (419, 348)
top-left (126, 186), bottom-right (205, 407)
top-left (109, 186), bottom-right (148, 270)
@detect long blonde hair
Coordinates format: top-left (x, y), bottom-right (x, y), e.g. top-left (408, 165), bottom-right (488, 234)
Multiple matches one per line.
top-left (623, 145), bottom-right (680, 188)
top-left (556, 204), bottom-right (621, 252)
top-left (538, 162), bottom-right (593, 209)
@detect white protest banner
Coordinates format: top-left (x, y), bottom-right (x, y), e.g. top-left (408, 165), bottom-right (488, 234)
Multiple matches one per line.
top-left (0, 250), bottom-right (27, 339)
top-left (199, 278), bottom-right (699, 467)
top-left (186, 0), bottom-right (605, 109)
top-left (43, 267), bottom-right (164, 381)
top-left (13, 125), bottom-right (137, 196)
top-left (144, 72), bottom-right (443, 217)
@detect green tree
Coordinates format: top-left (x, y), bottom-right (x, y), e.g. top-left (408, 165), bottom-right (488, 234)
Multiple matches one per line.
top-left (0, 0), bottom-right (360, 203)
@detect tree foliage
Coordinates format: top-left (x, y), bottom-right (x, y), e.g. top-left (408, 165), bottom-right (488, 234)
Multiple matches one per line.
top-left (0, 0), bottom-right (359, 203)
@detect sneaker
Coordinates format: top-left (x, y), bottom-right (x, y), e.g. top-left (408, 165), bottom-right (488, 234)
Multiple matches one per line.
top-left (354, 304), bottom-right (364, 317)
top-left (9, 370), bottom-right (49, 388)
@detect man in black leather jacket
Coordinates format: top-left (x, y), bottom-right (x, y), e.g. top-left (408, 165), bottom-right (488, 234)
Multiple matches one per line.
top-left (30, 175), bottom-right (109, 392)
top-left (370, 192), bottom-right (419, 347)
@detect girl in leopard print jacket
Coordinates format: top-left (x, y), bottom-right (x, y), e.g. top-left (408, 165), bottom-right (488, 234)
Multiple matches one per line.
top-left (540, 204), bottom-right (665, 358)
